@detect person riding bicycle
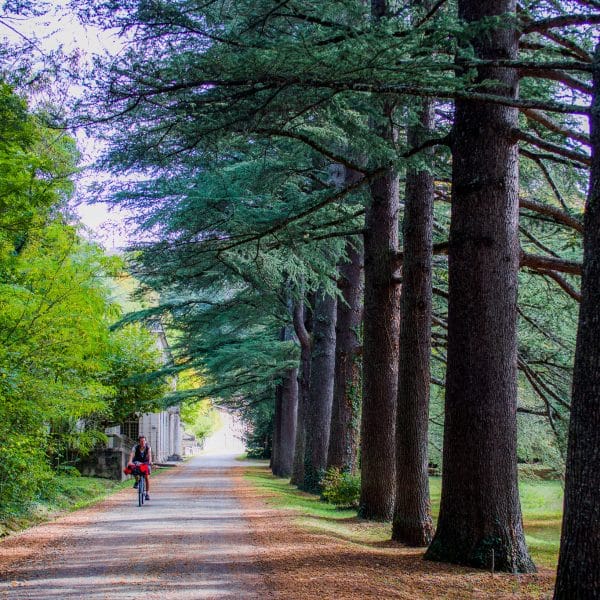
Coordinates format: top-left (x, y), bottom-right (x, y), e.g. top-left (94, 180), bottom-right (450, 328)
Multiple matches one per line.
top-left (127, 435), bottom-right (152, 501)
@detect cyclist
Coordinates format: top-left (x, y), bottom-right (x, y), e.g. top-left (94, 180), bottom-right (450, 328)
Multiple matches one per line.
top-left (128, 435), bottom-right (152, 501)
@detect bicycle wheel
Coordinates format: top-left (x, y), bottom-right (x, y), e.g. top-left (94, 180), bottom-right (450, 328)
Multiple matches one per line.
top-left (138, 475), bottom-right (145, 507)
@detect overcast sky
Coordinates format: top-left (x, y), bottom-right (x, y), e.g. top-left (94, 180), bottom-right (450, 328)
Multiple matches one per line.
top-left (2, 1), bottom-right (135, 250)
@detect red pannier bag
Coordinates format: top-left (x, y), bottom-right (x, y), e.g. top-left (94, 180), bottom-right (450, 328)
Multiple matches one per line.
top-left (124, 463), bottom-right (150, 476)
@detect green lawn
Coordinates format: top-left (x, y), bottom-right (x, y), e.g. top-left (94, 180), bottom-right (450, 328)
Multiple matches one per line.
top-left (0, 471), bottom-right (159, 537)
top-left (519, 479), bottom-right (564, 567)
top-left (245, 465), bottom-right (563, 568)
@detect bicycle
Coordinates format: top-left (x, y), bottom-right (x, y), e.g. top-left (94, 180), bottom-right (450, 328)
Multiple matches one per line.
top-left (124, 462), bottom-right (150, 507)
top-left (136, 466), bottom-right (146, 507)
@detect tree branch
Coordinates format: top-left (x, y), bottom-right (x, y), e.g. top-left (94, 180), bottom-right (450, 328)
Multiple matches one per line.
top-left (253, 127), bottom-right (368, 173)
top-left (532, 268), bottom-right (581, 302)
top-left (513, 128), bottom-right (592, 166)
top-left (522, 13), bottom-right (600, 34)
top-left (519, 67), bottom-right (592, 94)
top-left (522, 153), bottom-right (570, 210)
top-left (521, 108), bottom-right (590, 145)
top-left (520, 250), bottom-right (582, 275)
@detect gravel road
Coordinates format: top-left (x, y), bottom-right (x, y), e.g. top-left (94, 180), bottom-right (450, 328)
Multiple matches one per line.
top-left (0, 452), bottom-right (268, 599)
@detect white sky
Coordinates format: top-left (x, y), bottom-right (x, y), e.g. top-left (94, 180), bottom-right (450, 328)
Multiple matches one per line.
top-left (1, 1), bottom-right (134, 250)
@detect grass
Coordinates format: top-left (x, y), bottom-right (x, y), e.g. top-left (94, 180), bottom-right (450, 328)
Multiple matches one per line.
top-left (245, 463), bottom-right (563, 568)
top-left (519, 479), bottom-right (563, 567)
top-left (245, 467), bottom-right (382, 544)
top-left (42, 474), bottom-right (132, 511)
top-left (0, 468), bottom-right (170, 538)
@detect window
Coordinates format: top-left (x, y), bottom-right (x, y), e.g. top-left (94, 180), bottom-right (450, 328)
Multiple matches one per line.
top-left (121, 419), bottom-right (139, 441)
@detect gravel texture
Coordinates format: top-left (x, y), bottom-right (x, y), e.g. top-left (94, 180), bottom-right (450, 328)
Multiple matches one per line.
top-left (0, 453), bottom-right (268, 599)
top-left (0, 454), bottom-right (556, 600)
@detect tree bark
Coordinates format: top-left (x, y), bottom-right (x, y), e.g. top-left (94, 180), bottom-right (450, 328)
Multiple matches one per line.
top-left (424, 0), bottom-right (535, 572)
top-left (392, 98), bottom-right (435, 546)
top-left (271, 383), bottom-right (282, 473)
top-left (301, 289), bottom-right (337, 493)
top-left (359, 109), bottom-right (401, 519)
top-left (290, 296), bottom-right (312, 486)
top-left (554, 43), bottom-right (600, 600)
top-left (327, 237), bottom-right (364, 474)
top-left (273, 366), bottom-right (298, 478)
top-left (358, 0), bottom-right (402, 521)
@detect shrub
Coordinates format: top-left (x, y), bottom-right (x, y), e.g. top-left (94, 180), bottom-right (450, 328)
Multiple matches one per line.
top-left (55, 465), bottom-right (81, 477)
top-left (321, 467), bottom-right (360, 509)
top-left (0, 432), bottom-right (53, 517)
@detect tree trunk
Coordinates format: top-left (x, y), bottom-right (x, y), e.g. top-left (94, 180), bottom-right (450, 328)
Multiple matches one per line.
top-left (360, 133), bottom-right (401, 519)
top-left (358, 0), bottom-right (402, 521)
top-left (424, 0), bottom-right (535, 572)
top-left (301, 290), bottom-right (337, 493)
top-left (271, 383), bottom-right (282, 473)
top-left (554, 44), bottom-right (600, 599)
top-left (273, 367), bottom-right (298, 478)
top-left (291, 296), bottom-right (312, 486)
top-left (327, 237), bottom-right (364, 474)
top-left (392, 98), bottom-right (435, 546)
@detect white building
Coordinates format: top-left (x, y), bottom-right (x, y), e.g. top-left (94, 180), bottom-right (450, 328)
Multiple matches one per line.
top-left (101, 320), bottom-right (184, 476)
top-left (108, 404), bottom-right (183, 463)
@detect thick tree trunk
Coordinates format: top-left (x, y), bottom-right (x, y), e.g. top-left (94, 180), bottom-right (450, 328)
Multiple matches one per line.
top-left (392, 99), bottom-right (435, 546)
top-left (424, 0), bottom-right (535, 572)
top-left (327, 237), bottom-right (364, 474)
top-left (272, 305), bottom-right (299, 478)
top-left (291, 297), bottom-right (312, 486)
top-left (360, 129), bottom-right (401, 519)
top-left (301, 290), bottom-right (337, 493)
top-left (358, 0), bottom-right (402, 521)
top-left (554, 44), bottom-right (600, 600)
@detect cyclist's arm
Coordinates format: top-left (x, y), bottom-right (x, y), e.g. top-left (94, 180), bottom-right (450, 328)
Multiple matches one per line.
top-left (128, 448), bottom-right (135, 464)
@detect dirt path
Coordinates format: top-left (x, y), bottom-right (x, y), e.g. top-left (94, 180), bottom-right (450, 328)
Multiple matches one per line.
top-left (0, 455), bottom-right (556, 600)
top-left (0, 453), bottom-right (268, 599)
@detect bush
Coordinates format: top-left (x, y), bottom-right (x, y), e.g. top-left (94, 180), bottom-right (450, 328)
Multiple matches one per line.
top-left (321, 467), bottom-right (360, 509)
top-left (55, 465), bottom-right (81, 477)
top-left (0, 432), bottom-right (53, 518)
top-left (241, 398), bottom-right (274, 459)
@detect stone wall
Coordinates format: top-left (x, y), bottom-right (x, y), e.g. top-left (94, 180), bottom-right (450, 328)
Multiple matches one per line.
top-left (80, 448), bottom-right (128, 480)
top-left (80, 433), bottom-right (133, 480)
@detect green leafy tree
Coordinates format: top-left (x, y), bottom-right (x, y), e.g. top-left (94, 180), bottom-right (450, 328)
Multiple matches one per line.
top-left (0, 85), bottom-right (169, 515)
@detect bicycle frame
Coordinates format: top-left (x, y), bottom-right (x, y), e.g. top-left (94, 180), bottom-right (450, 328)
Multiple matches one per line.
top-left (125, 463), bottom-right (149, 507)
top-left (138, 472), bottom-right (145, 507)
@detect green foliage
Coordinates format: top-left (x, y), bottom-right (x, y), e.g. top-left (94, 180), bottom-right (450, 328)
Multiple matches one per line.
top-left (0, 84), bottom-right (168, 516)
top-left (180, 398), bottom-right (221, 442)
top-left (0, 84), bottom-right (76, 257)
top-left (102, 323), bottom-right (169, 426)
top-left (0, 428), bottom-right (53, 517)
top-left (0, 474), bottom-right (131, 536)
top-left (321, 468), bottom-right (361, 509)
top-left (78, 0), bottom-right (590, 480)
top-left (242, 398), bottom-right (274, 459)
top-left (0, 218), bottom-right (168, 512)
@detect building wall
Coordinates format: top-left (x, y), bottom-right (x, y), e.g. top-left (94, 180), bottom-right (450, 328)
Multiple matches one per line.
top-left (137, 406), bottom-right (183, 463)
top-left (99, 321), bottom-right (184, 476)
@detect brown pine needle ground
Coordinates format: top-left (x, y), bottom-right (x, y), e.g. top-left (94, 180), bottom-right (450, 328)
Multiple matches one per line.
top-left (237, 463), bottom-right (556, 600)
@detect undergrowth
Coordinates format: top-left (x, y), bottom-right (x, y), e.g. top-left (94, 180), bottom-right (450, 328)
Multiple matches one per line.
top-left (1, 474), bottom-right (134, 537)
